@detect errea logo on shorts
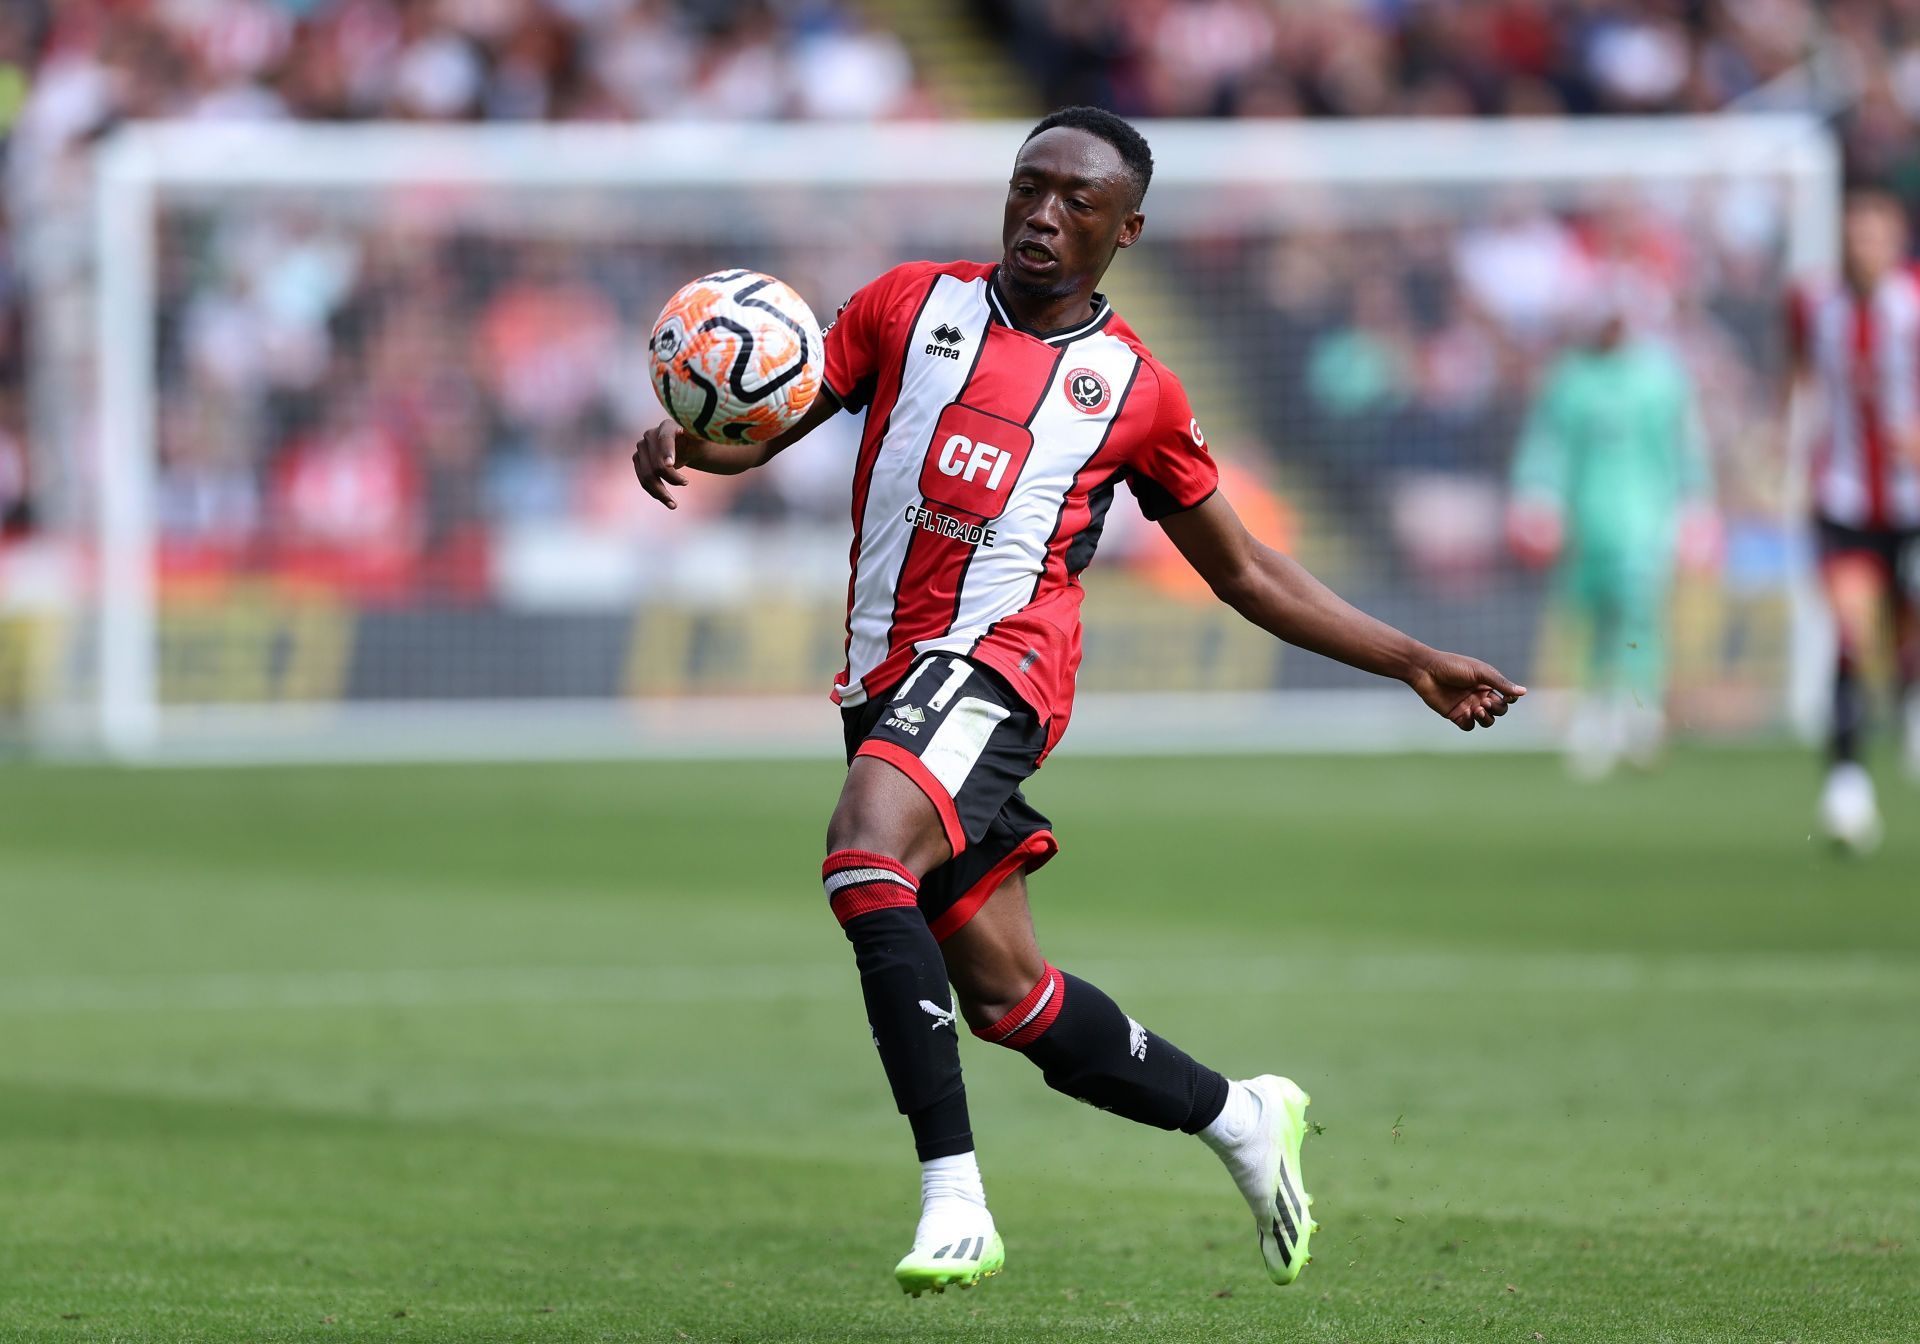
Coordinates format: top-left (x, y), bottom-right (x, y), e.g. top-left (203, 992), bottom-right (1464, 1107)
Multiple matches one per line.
top-left (918, 403), bottom-right (1035, 522)
top-left (885, 704), bottom-right (927, 735)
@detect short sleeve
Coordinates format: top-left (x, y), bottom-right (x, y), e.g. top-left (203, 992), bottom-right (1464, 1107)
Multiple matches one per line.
top-left (822, 270), bottom-right (901, 413)
top-left (1125, 366), bottom-right (1219, 521)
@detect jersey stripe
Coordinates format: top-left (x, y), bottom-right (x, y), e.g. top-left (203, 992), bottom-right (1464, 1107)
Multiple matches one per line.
top-left (837, 276), bottom-right (943, 703)
top-left (1853, 300), bottom-right (1890, 530)
top-left (869, 296), bottom-right (1010, 699)
top-left (842, 275), bottom-right (991, 705)
top-left (1802, 271), bottom-right (1920, 530)
top-left (946, 331), bottom-right (1143, 651)
top-left (969, 357), bottom-right (1145, 669)
top-left (1036, 361), bottom-right (1147, 603)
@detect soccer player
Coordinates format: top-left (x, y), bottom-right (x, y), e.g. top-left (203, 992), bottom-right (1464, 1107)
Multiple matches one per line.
top-left (633, 107), bottom-right (1524, 1293)
top-left (1788, 185), bottom-right (1920, 851)
top-left (1508, 288), bottom-right (1714, 778)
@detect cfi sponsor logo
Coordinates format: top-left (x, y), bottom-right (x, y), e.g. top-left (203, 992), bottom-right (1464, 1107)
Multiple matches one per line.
top-left (1065, 367), bottom-right (1110, 413)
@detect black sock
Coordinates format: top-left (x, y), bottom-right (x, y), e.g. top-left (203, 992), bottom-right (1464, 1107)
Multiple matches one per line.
top-left (974, 963), bottom-right (1229, 1133)
top-left (824, 850), bottom-right (971, 1160)
top-left (1832, 654), bottom-right (1864, 764)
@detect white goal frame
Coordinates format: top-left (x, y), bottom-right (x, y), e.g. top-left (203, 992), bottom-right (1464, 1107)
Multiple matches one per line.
top-left (82, 116), bottom-right (1838, 763)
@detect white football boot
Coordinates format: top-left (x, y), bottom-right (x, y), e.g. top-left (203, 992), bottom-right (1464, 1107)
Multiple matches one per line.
top-left (1819, 762), bottom-right (1883, 854)
top-left (1200, 1075), bottom-right (1317, 1285)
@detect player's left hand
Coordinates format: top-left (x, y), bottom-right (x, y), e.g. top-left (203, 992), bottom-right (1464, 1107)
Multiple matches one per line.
top-left (632, 419), bottom-right (693, 509)
top-left (1407, 652), bottom-right (1526, 731)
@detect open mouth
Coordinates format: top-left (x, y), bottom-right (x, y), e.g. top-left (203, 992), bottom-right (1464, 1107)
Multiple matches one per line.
top-left (1012, 240), bottom-right (1057, 269)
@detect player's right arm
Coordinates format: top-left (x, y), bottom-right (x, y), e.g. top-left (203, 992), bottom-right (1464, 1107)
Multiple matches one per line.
top-left (1163, 493), bottom-right (1524, 730)
top-left (1132, 362), bottom-right (1521, 731)
top-left (631, 392), bottom-right (841, 510)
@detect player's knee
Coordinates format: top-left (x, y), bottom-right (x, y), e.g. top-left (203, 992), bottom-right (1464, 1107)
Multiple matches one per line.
top-left (956, 962), bottom-right (1050, 1036)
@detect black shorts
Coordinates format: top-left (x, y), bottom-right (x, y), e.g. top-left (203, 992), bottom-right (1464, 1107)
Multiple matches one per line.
top-left (842, 652), bottom-right (1058, 941)
top-left (1816, 516), bottom-right (1920, 593)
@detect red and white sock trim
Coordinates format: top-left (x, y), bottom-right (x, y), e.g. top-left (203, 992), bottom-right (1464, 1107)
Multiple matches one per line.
top-left (974, 963), bottom-right (1066, 1049)
top-left (822, 849), bottom-right (919, 926)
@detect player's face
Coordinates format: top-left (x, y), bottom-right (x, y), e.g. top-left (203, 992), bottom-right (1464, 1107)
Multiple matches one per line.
top-left (1002, 128), bottom-right (1145, 302)
top-left (1843, 196), bottom-right (1905, 291)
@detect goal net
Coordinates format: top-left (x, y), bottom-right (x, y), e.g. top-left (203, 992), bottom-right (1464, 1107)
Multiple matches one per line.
top-left (26, 117), bottom-right (1835, 761)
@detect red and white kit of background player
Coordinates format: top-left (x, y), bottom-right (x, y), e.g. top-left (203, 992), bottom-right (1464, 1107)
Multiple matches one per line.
top-left (634, 107), bottom-right (1525, 1294)
top-left (1789, 185), bottom-right (1920, 851)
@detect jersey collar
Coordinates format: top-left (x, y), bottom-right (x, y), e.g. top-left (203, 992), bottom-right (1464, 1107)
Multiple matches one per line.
top-left (986, 267), bottom-right (1113, 346)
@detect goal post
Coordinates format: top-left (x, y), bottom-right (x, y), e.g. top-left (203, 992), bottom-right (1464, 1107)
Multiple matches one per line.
top-left (51, 116), bottom-right (1837, 762)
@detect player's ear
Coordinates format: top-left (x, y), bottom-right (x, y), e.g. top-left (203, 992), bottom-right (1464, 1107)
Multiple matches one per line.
top-left (1116, 210), bottom-right (1144, 250)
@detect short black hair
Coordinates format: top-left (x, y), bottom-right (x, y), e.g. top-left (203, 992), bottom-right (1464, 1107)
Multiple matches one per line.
top-left (1023, 105), bottom-right (1153, 209)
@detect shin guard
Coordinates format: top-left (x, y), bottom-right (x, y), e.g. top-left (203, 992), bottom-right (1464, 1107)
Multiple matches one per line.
top-left (975, 964), bottom-right (1228, 1133)
top-left (823, 850), bottom-right (972, 1160)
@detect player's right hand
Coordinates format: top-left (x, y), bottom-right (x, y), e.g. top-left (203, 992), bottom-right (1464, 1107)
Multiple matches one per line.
top-left (632, 420), bottom-right (691, 509)
top-left (1407, 652), bottom-right (1526, 731)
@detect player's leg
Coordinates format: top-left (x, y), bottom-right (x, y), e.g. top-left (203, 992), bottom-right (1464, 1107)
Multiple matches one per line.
top-left (1817, 529), bottom-right (1887, 847)
top-left (1891, 531), bottom-right (1920, 779)
top-left (943, 870), bottom-right (1228, 1131)
top-left (1617, 557), bottom-right (1673, 769)
top-left (821, 756), bottom-right (1000, 1294)
top-left (826, 654), bottom-right (1047, 1292)
top-left (1564, 559), bottom-right (1622, 780)
top-left (824, 757), bottom-right (967, 1157)
top-left (940, 871), bottom-right (1317, 1285)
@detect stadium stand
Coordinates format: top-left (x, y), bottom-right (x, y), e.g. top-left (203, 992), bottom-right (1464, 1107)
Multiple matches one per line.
top-left (4, 1), bottom-right (1918, 544)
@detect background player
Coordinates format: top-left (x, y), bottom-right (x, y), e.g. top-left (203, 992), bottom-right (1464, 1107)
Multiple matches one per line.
top-left (1788, 186), bottom-right (1920, 851)
top-left (634, 107), bottom-right (1523, 1294)
top-left (1508, 287), bottom-right (1715, 778)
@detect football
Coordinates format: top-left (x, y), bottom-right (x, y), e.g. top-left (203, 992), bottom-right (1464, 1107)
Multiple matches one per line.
top-left (648, 269), bottom-right (823, 443)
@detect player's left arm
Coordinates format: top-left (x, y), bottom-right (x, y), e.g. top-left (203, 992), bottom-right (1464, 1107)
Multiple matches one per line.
top-left (632, 391), bottom-right (842, 510)
top-left (1160, 493), bottom-right (1525, 730)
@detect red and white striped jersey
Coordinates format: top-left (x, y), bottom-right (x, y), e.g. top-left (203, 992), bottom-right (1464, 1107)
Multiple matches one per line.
top-left (822, 260), bottom-right (1217, 754)
top-left (1789, 269), bottom-right (1920, 530)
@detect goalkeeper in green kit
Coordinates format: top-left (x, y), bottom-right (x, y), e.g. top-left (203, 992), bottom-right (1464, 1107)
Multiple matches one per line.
top-left (1507, 291), bottom-right (1716, 778)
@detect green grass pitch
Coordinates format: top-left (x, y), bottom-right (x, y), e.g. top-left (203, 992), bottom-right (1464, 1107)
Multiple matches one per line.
top-left (2, 748), bottom-right (1915, 1343)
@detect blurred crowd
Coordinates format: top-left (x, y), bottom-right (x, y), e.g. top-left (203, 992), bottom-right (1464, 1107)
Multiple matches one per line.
top-left (1177, 183), bottom-right (1782, 588)
top-left (986, 2), bottom-right (1920, 135)
top-left (0, 0), bottom-right (1914, 596)
top-left (146, 209), bottom-right (883, 597)
top-left (0, 0), bottom-right (930, 543)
